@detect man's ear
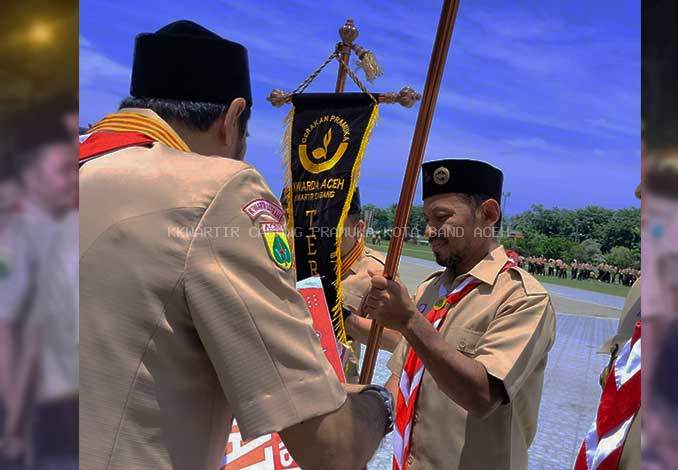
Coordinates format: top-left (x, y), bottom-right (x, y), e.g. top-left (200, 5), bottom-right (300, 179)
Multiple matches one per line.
top-left (219, 97), bottom-right (247, 144)
top-left (480, 198), bottom-right (501, 228)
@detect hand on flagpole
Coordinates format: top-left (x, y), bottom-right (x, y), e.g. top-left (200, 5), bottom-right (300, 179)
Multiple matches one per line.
top-left (364, 269), bottom-right (417, 331)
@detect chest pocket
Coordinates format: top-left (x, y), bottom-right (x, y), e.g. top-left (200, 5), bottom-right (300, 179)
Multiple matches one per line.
top-left (450, 328), bottom-right (483, 357)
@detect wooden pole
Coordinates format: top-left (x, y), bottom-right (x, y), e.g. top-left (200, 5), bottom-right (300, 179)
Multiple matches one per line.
top-left (359, 0), bottom-right (462, 385)
top-left (335, 19), bottom-right (358, 93)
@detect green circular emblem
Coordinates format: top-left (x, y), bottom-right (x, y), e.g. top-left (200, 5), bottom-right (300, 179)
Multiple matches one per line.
top-left (433, 296), bottom-right (448, 310)
top-left (273, 234), bottom-right (292, 266)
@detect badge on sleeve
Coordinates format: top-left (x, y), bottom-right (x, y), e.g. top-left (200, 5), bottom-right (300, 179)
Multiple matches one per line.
top-left (260, 222), bottom-right (292, 270)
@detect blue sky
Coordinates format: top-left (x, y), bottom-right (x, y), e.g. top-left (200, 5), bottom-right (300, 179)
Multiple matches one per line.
top-left (80, 0), bottom-right (640, 214)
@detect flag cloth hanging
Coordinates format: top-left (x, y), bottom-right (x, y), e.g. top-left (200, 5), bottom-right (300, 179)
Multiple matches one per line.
top-left (574, 322), bottom-right (641, 470)
top-left (283, 93), bottom-right (379, 344)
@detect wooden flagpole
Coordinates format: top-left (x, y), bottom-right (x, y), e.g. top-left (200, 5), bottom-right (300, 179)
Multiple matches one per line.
top-left (359, 0), bottom-right (462, 385)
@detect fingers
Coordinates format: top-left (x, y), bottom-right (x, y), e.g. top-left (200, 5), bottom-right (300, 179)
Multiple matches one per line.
top-left (362, 293), bottom-right (386, 317)
top-left (370, 275), bottom-right (388, 290)
top-left (362, 295), bottom-right (383, 313)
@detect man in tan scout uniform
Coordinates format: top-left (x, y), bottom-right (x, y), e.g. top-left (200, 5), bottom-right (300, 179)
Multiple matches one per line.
top-left (79, 21), bottom-right (393, 470)
top-left (365, 159), bottom-right (556, 469)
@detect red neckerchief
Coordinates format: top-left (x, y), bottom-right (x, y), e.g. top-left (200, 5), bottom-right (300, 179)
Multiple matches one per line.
top-left (79, 131), bottom-right (154, 167)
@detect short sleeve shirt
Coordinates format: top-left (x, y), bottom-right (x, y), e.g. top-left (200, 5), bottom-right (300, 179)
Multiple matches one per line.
top-left (80, 110), bottom-right (346, 470)
top-left (387, 246), bottom-right (556, 470)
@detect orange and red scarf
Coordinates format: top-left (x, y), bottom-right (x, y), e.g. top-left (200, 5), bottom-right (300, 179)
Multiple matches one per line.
top-left (340, 237), bottom-right (366, 278)
top-left (79, 111), bottom-right (189, 165)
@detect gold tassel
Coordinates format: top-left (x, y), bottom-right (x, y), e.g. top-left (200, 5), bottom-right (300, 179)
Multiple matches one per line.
top-left (331, 104), bottom-right (380, 345)
top-left (357, 50), bottom-right (383, 82)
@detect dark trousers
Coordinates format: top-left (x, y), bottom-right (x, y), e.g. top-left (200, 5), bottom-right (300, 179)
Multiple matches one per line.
top-left (35, 397), bottom-right (78, 470)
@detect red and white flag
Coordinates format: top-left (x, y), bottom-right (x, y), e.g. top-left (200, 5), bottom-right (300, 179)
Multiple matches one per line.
top-left (574, 321), bottom-right (641, 470)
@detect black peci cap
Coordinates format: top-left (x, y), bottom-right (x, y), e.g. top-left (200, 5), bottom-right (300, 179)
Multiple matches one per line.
top-left (421, 158), bottom-right (503, 202)
top-left (130, 20), bottom-right (252, 106)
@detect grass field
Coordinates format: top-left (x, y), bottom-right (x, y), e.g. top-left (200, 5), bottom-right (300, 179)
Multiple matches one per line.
top-left (367, 241), bottom-right (630, 298)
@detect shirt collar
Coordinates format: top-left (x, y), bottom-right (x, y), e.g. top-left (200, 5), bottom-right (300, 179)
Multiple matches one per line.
top-left (446, 245), bottom-right (509, 288)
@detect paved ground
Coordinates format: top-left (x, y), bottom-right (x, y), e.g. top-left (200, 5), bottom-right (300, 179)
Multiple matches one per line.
top-left (365, 257), bottom-right (621, 470)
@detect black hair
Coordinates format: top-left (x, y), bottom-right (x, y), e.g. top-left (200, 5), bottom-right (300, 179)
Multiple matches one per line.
top-left (119, 96), bottom-right (250, 137)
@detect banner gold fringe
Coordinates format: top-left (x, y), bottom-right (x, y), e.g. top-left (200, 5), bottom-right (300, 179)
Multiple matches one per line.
top-left (331, 104), bottom-right (380, 345)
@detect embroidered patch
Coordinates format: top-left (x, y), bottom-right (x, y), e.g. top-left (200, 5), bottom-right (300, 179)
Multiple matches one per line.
top-left (243, 199), bottom-right (285, 222)
top-left (260, 222), bottom-right (292, 270)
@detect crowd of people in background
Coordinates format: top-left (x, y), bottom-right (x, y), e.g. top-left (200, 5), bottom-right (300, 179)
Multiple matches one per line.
top-left (520, 256), bottom-right (640, 286)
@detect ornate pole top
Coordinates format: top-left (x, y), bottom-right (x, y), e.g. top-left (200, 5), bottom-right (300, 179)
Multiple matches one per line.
top-left (339, 18), bottom-right (359, 46)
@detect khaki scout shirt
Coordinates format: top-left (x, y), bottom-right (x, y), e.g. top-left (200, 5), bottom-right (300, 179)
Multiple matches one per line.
top-left (79, 111), bottom-right (346, 470)
top-left (342, 246), bottom-right (386, 383)
top-left (387, 245), bottom-right (556, 470)
top-left (342, 246), bottom-right (386, 311)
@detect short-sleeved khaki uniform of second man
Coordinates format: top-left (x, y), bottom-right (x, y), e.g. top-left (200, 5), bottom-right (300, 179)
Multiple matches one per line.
top-left (388, 246), bottom-right (556, 470)
top-left (79, 110), bottom-right (347, 470)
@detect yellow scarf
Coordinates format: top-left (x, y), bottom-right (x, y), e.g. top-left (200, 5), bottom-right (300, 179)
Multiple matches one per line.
top-left (340, 236), bottom-right (365, 278)
top-left (88, 111), bottom-right (190, 152)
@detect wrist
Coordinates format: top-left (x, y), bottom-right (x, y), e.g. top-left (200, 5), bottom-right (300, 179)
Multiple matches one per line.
top-left (359, 384), bottom-right (394, 435)
top-left (400, 303), bottom-right (421, 334)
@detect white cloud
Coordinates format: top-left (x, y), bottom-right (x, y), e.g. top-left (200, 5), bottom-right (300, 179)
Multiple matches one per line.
top-left (79, 35), bottom-right (130, 87)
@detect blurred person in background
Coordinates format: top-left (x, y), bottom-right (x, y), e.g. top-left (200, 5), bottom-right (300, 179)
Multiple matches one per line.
top-left (15, 107), bottom-right (78, 224)
top-left (0, 135), bottom-right (42, 469)
top-left (30, 97), bottom-right (78, 470)
top-left (33, 206), bottom-right (78, 470)
top-left (1, 101), bottom-right (77, 470)
top-left (1, 1), bottom-right (78, 468)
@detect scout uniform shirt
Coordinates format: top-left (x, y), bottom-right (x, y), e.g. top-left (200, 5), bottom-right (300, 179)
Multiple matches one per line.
top-left (341, 243), bottom-right (386, 383)
top-left (79, 109), bottom-right (347, 470)
top-left (342, 245), bottom-right (386, 312)
top-left (387, 246), bottom-right (556, 470)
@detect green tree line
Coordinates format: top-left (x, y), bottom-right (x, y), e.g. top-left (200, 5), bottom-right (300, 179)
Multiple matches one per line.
top-left (363, 203), bottom-right (640, 269)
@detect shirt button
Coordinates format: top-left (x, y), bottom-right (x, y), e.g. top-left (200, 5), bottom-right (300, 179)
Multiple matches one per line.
top-left (413, 412), bottom-right (419, 424)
